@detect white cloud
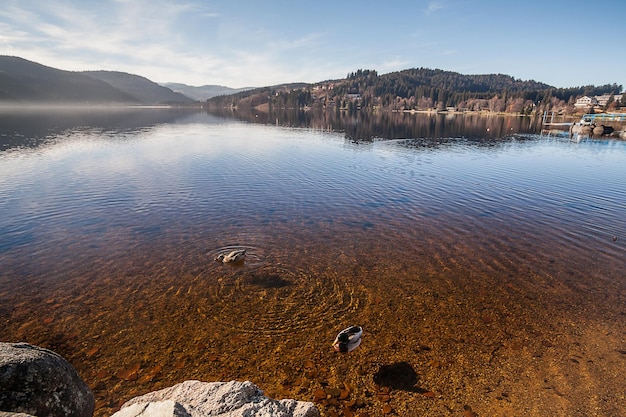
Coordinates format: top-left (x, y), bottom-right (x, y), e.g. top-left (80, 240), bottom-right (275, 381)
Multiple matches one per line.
top-left (1, 0), bottom-right (623, 88)
top-left (425, 1), bottom-right (445, 14)
top-left (378, 58), bottom-right (411, 73)
top-left (269, 32), bottom-right (326, 52)
top-left (0, 1), bottom-right (235, 83)
top-left (0, 0), bottom-right (378, 87)
top-left (2, 1), bottom-right (307, 86)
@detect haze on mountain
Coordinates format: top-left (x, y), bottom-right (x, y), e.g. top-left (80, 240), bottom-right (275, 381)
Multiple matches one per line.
top-left (163, 83), bottom-right (252, 101)
top-left (83, 71), bottom-right (192, 104)
top-left (0, 56), bottom-right (193, 105)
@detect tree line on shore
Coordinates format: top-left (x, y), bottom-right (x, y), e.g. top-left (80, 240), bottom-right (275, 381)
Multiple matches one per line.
top-left (207, 68), bottom-right (623, 115)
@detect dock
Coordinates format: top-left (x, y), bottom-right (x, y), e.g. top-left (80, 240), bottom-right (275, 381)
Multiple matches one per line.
top-left (542, 112), bottom-right (626, 126)
top-left (541, 111), bottom-right (573, 127)
top-left (579, 113), bottom-right (626, 122)
top-left (541, 111), bottom-right (626, 139)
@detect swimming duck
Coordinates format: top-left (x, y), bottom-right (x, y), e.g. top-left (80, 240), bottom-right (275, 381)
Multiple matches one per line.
top-left (332, 325), bottom-right (363, 353)
top-left (215, 249), bottom-right (246, 263)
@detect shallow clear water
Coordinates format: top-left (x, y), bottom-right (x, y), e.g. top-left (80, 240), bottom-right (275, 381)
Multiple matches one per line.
top-left (1, 109), bottom-right (625, 416)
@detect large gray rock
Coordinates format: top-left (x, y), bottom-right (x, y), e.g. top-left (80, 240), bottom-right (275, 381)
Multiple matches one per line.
top-left (0, 342), bottom-right (94, 417)
top-left (111, 380), bottom-right (319, 417)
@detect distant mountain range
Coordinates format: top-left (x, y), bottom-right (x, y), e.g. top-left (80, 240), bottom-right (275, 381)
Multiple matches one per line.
top-left (0, 56), bottom-right (299, 105)
top-left (82, 71), bottom-right (192, 104)
top-left (1, 55), bottom-right (622, 111)
top-left (0, 56), bottom-right (197, 105)
top-left (163, 83), bottom-right (252, 101)
top-left (0, 56), bottom-right (135, 103)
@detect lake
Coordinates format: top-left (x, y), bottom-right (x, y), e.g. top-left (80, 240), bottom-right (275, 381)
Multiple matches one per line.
top-left (1, 108), bottom-right (625, 417)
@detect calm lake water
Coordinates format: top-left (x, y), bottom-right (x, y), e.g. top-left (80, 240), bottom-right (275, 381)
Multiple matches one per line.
top-left (1, 108), bottom-right (625, 417)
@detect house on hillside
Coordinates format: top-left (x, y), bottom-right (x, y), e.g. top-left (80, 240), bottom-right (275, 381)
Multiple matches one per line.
top-left (574, 96), bottom-right (598, 109)
top-left (595, 94), bottom-right (623, 106)
top-left (575, 94), bottom-right (623, 109)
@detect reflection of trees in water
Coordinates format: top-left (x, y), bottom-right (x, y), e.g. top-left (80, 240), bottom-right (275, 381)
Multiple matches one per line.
top-left (212, 108), bottom-right (541, 145)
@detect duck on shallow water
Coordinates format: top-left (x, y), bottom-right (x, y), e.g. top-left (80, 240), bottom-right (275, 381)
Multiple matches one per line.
top-left (332, 325), bottom-right (363, 353)
top-left (215, 249), bottom-right (246, 263)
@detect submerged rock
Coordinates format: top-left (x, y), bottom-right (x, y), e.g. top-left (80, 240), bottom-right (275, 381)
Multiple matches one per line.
top-left (0, 342), bottom-right (94, 417)
top-left (111, 380), bottom-right (319, 417)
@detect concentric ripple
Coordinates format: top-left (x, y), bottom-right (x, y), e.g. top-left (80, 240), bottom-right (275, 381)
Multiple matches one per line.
top-left (205, 264), bottom-right (366, 338)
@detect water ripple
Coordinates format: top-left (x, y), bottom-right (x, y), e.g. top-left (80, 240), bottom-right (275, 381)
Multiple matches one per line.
top-left (202, 265), bottom-right (366, 338)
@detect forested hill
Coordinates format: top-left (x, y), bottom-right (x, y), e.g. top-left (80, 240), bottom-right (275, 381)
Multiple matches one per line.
top-left (83, 71), bottom-right (192, 104)
top-left (0, 56), bottom-right (193, 104)
top-left (341, 68), bottom-right (551, 95)
top-left (208, 68), bottom-right (622, 113)
top-left (0, 56), bottom-right (137, 103)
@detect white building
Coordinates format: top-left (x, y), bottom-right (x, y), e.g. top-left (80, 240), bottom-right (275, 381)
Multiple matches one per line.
top-left (574, 96), bottom-right (598, 108)
top-left (595, 94), bottom-right (623, 106)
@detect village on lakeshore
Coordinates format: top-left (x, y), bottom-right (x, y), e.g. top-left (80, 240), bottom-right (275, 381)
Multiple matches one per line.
top-left (574, 93), bottom-right (624, 111)
top-left (205, 69), bottom-right (624, 121)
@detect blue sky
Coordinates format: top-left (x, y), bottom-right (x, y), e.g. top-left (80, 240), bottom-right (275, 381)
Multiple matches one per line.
top-left (1, 0), bottom-right (624, 89)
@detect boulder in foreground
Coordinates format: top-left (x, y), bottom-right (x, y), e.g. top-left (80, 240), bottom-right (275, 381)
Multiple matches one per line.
top-left (111, 380), bottom-right (319, 417)
top-left (0, 342), bottom-right (94, 417)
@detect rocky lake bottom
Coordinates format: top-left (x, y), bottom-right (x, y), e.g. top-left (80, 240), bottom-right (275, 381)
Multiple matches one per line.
top-left (2, 215), bottom-right (624, 417)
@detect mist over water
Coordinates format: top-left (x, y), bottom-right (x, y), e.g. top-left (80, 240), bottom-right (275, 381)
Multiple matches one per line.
top-left (1, 108), bottom-right (625, 416)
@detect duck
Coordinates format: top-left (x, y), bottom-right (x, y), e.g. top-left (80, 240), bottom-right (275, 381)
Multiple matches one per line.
top-left (332, 325), bottom-right (363, 353)
top-left (215, 249), bottom-right (246, 263)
